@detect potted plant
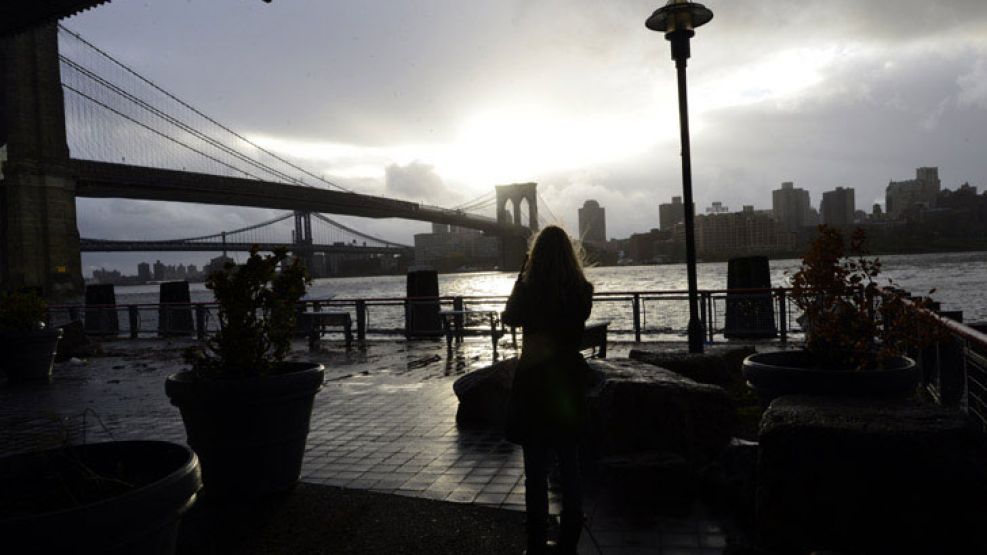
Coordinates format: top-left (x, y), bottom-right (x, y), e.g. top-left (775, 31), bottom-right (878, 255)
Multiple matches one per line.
top-left (743, 226), bottom-right (945, 401)
top-left (165, 247), bottom-right (324, 497)
top-left (0, 440), bottom-right (201, 555)
top-left (0, 290), bottom-right (62, 382)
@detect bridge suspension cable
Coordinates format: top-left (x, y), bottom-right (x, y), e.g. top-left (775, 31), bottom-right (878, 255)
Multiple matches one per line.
top-left (311, 214), bottom-right (411, 249)
top-left (57, 24), bottom-right (352, 192)
top-left (453, 191), bottom-right (497, 212)
top-left (537, 193), bottom-right (564, 228)
top-left (60, 81), bottom-right (269, 182)
top-left (60, 56), bottom-right (304, 185)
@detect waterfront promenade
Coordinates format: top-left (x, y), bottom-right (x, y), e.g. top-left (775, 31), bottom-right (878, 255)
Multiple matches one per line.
top-left (0, 337), bottom-right (730, 554)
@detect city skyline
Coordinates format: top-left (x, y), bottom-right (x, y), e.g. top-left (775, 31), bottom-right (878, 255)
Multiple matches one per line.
top-left (83, 168), bottom-right (985, 279)
top-left (59, 1), bottom-right (987, 273)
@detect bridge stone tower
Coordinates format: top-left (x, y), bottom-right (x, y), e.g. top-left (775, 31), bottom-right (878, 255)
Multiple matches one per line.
top-left (495, 183), bottom-right (538, 271)
top-left (496, 182), bottom-right (538, 232)
top-left (292, 211), bottom-right (314, 272)
top-left (0, 24), bottom-right (84, 297)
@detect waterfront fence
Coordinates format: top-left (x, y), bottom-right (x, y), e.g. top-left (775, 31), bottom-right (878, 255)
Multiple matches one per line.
top-left (904, 296), bottom-right (987, 434)
top-left (46, 288), bottom-right (809, 343)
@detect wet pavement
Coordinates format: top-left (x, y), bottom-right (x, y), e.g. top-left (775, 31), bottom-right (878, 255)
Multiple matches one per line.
top-left (0, 336), bottom-right (729, 555)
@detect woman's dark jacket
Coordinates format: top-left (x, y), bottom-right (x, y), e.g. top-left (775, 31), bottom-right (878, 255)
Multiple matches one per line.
top-left (502, 278), bottom-right (594, 445)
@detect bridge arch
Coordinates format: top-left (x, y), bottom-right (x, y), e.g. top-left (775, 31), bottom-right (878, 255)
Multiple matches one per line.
top-left (495, 183), bottom-right (538, 232)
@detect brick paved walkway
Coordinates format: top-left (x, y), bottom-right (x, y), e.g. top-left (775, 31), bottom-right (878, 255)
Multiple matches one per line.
top-left (0, 337), bottom-right (728, 554)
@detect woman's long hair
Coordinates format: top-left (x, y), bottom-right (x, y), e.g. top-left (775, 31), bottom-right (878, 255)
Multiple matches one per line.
top-left (522, 226), bottom-right (590, 305)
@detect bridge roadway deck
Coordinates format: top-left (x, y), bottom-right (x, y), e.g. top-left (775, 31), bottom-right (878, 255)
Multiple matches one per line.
top-left (71, 159), bottom-right (526, 236)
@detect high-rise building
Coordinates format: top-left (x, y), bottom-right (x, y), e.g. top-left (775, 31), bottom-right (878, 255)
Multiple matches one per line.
top-left (686, 205), bottom-right (796, 257)
top-left (772, 181), bottom-right (814, 231)
top-left (578, 200), bottom-right (606, 243)
top-left (431, 223), bottom-right (450, 234)
top-left (706, 201), bottom-right (729, 214)
top-left (820, 187), bottom-right (855, 227)
top-left (659, 196), bottom-right (684, 232)
top-left (152, 260), bottom-right (166, 281)
top-left (413, 229), bottom-right (498, 267)
top-left (204, 255), bottom-right (234, 276)
top-left (886, 167), bottom-right (941, 219)
top-left (137, 262), bottom-right (151, 282)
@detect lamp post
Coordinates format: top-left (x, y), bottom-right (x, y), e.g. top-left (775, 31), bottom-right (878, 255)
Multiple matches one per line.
top-left (646, 0), bottom-right (713, 354)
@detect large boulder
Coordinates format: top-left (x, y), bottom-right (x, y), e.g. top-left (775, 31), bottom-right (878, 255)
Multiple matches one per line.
top-left (585, 359), bottom-right (736, 465)
top-left (453, 357), bottom-right (517, 425)
top-left (629, 345), bottom-right (755, 388)
top-left (756, 395), bottom-right (987, 554)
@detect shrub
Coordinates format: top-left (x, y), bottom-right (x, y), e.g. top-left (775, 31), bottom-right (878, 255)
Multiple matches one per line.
top-left (190, 247), bottom-right (309, 377)
top-left (789, 226), bottom-right (944, 369)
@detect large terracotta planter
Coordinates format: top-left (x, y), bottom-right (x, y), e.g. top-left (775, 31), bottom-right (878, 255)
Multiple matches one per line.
top-left (165, 362), bottom-right (324, 498)
top-left (742, 351), bottom-right (918, 403)
top-left (0, 440), bottom-right (201, 555)
top-left (0, 329), bottom-right (62, 382)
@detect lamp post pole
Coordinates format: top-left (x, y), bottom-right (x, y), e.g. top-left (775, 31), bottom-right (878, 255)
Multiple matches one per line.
top-left (647, 1), bottom-right (713, 354)
top-left (674, 34), bottom-right (704, 354)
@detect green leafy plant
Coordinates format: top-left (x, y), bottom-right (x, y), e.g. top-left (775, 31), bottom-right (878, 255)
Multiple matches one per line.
top-left (190, 247), bottom-right (309, 377)
top-left (0, 290), bottom-right (48, 332)
top-left (789, 226), bottom-right (945, 369)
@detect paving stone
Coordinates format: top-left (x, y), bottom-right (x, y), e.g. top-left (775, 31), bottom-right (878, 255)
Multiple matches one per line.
top-left (0, 337), bottom-right (730, 555)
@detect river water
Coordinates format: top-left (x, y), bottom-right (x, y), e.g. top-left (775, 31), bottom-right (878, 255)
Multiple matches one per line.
top-left (108, 251), bottom-right (987, 336)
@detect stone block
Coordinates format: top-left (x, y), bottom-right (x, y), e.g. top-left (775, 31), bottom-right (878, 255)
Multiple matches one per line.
top-left (585, 359), bottom-right (736, 465)
top-left (629, 345), bottom-right (755, 388)
top-left (453, 357), bottom-right (517, 425)
top-left (756, 396), bottom-right (987, 554)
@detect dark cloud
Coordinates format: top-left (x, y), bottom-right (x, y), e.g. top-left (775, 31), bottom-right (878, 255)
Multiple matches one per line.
top-left (691, 45), bottom-right (987, 209)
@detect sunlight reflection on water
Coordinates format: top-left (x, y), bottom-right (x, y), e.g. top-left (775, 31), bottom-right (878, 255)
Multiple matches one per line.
top-left (111, 251), bottom-right (987, 326)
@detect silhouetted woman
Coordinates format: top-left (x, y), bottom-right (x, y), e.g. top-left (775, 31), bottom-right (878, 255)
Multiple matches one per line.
top-left (503, 225), bottom-right (594, 555)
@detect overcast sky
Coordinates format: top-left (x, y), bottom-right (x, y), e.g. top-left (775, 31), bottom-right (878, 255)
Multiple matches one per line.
top-left (64, 0), bottom-right (987, 274)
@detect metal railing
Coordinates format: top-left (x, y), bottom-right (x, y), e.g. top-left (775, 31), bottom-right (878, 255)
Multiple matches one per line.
top-left (47, 288), bottom-right (809, 343)
top-left (909, 306), bottom-right (987, 433)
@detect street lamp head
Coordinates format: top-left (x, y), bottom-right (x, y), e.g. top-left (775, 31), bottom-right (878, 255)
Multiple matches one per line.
top-left (646, 0), bottom-right (713, 63)
top-left (646, 0), bottom-right (713, 36)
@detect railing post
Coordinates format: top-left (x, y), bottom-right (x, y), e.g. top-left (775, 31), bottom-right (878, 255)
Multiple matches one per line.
top-left (698, 292), bottom-right (709, 344)
top-left (355, 299), bottom-right (367, 347)
top-left (403, 299), bottom-right (410, 339)
top-left (778, 288), bottom-right (788, 344)
top-left (706, 292), bottom-right (715, 343)
top-left (128, 305), bottom-right (139, 339)
top-left (937, 335), bottom-right (966, 408)
top-left (632, 293), bottom-right (641, 343)
top-left (195, 305), bottom-right (207, 341)
top-left (452, 296), bottom-right (465, 343)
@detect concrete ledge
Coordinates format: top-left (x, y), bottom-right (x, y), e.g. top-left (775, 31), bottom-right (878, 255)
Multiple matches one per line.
top-left (756, 395), bottom-right (987, 554)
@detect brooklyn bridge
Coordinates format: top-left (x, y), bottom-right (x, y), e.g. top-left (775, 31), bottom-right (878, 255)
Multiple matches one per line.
top-left (1, 5), bottom-right (551, 297)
